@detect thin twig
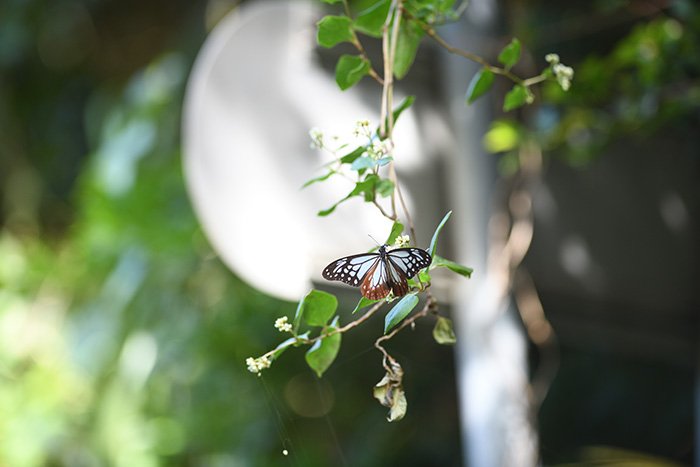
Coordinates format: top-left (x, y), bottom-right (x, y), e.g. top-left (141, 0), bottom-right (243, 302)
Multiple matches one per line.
top-left (391, 163), bottom-right (417, 243)
top-left (373, 199), bottom-right (396, 220)
top-left (374, 295), bottom-right (435, 359)
top-left (409, 15), bottom-right (549, 88)
top-left (386, 0), bottom-right (403, 137)
top-left (379, 0), bottom-right (399, 138)
top-left (304, 300), bottom-right (385, 344)
top-left (351, 36), bottom-right (385, 85)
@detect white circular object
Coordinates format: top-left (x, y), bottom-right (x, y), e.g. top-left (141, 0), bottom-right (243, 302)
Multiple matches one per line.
top-left (182, 1), bottom-right (421, 301)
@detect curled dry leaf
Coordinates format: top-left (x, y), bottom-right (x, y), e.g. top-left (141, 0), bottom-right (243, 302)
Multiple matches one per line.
top-left (372, 359), bottom-right (407, 422)
top-left (432, 316), bottom-right (457, 345)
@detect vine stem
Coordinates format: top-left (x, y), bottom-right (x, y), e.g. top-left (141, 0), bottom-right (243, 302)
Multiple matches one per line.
top-left (273, 0), bottom-right (441, 375)
top-left (296, 301), bottom-right (385, 347)
top-left (376, 0), bottom-right (420, 244)
top-left (373, 199), bottom-right (395, 220)
top-left (374, 294), bottom-right (436, 366)
top-left (379, 0), bottom-right (398, 139)
top-left (386, 0), bottom-right (402, 138)
top-left (411, 15), bottom-right (548, 88)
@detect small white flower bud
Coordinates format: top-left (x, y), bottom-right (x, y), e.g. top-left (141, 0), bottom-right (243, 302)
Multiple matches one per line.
top-left (545, 53), bottom-right (560, 65)
top-left (309, 127), bottom-right (324, 149)
top-left (274, 316), bottom-right (293, 333)
top-left (394, 235), bottom-right (410, 247)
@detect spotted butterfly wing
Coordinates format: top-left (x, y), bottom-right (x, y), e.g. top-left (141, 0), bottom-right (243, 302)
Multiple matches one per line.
top-left (359, 256), bottom-right (393, 300)
top-left (385, 247), bottom-right (433, 278)
top-left (322, 245), bottom-right (432, 300)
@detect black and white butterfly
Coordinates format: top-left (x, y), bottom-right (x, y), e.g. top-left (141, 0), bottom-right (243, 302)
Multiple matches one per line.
top-left (322, 245), bottom-right (432, 300)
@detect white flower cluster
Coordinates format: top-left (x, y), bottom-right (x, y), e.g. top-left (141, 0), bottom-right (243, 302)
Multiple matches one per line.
top-left (274, 316), bottom-right (292, 333)
top-left (367, 139), bottom-right (390, 159)
top-left (309, 127), bottom-right (324, 149)
top-left (546, 53), bottom-right (574, 91)
top-left (246, 356), bottom-right (271, 375)
top-left (353, 119), bottom-right (370, 137)
top-left (394, 234), bottom-right (410, 247)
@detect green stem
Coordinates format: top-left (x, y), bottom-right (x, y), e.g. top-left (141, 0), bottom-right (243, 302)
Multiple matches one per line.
top-left (411, 13), bottom-right (549, 89)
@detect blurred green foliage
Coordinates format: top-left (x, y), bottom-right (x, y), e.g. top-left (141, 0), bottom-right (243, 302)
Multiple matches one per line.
top-left (0, 41), bottom-right (301, 466)
top-left (0, 1), bottom-right (462, 465)
top-left (487, 0), bottom-right (700, 171)
top-left (2, 0), bottom-right (696, 465)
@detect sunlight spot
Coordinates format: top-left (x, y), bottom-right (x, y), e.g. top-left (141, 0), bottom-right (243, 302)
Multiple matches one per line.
top-left (96, 118), bottom-right (156, 196)
top-left (119, 331), bottom-right (158, 390)
top-left (284, 374), bottom-right (334, 418)
top-left (533, 184), bottom-right (557, 220)
top-left (659, 191), bottom-right (688, 233)
top-left (559, 235), bottom-right (591, 278)
top-left (148, 417), bottom-right (185, 455)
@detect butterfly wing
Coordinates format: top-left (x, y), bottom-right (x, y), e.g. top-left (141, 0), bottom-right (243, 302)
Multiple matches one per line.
top-left (386, 248), bottom-right (432, 279)
top-left (322, 253), bottom-right (380, 287)
top-left (360, 258), bottom-right (392, 300)
top-left (385, 257), bottom-right (410, 297)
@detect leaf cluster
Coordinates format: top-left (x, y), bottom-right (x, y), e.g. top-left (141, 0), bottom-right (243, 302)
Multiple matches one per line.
top-left (318, 1), bottom-right (569, 114)
top-left (483, 8), bottom-right (700, 170)
top-left (317, 0), bottom-right (462, 88)
top-left (305, 96), bottom-right (415, 217)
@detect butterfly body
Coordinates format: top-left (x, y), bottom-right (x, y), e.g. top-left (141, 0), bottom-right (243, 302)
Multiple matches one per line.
top-left (322, 245), bottom-right (432, 300)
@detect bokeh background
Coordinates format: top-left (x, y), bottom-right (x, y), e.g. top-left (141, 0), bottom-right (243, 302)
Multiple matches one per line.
top-left (1, 0), bottom-right (697, 466)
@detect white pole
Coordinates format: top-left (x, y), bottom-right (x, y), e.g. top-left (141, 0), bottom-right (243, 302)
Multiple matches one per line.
top-left (441, 2), bottom-right (539, 465)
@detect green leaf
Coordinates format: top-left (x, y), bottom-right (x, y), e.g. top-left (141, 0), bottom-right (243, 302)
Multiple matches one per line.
top-left (385, 221), bottom-right (404, 245)
top-left (466, 68), bottom-right (494, 104)
top-left (482, 120), bottom-right (520, 153)
top-left (436, 0), bottom-right (456, 12)
top-left (418, 269), bottom-right (431, 283)
top-left (335, 55), bottom-right (370, 90)
top-left (352, 296), bottom-right (379, 314)
top-left (428, 211), bottom-right (452, 257)
top-left (497, 38), bottom-right (521, 69)
top-left (432, 316), bottom-right (457, 345)
top-left (318, 204), bottom-right (340, 217)
top-left (317, 174), bottom-right (380, 216)
top-left (340, 146), bottom-right (365, 164)
top-left (271, 336), bottom-right (297, 360)
top-left (375, 178), bottom-right (394, 197)
top-left (384, 293), bottom-right (419, 334)
top-left (353, 0), bottom-right (391, 38)
top-left (302, 170), bottom-right (335, 188)
top-left (432, 255), bottom-right (473, 278)
top-left (293, 289), bottom-right (338, 329)
top-left (394, 20), bottom-right (424, 79)
top-left (393, 95), bottom-right (415, 121)
top-left (320, 0), bottom-right (342, 3)
top-left (317, 16), bottom-right (355, 48)
top-left (381, 96), bottom-right (415, 135)
top-left (351, 155), bottom-right (377, 171)
top-left (305, 317), bottom-right (341, 377)
top-left (503, 84), bottom-right (530, 111)
top-left (271, 331), bottom-right (310, 360)
top-left (355, 174), bottom-right (380, 201)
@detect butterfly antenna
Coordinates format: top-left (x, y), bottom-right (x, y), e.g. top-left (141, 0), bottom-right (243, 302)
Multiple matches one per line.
top-left (367, 234), bottom-right (381, 247)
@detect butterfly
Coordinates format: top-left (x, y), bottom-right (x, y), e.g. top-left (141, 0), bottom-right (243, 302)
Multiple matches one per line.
top-left (322, 244), bottom-right (432, 300)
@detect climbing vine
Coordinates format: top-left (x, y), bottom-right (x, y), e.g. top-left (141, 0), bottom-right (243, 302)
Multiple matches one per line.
top-left (246, 0), bottom-right (573, 421)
